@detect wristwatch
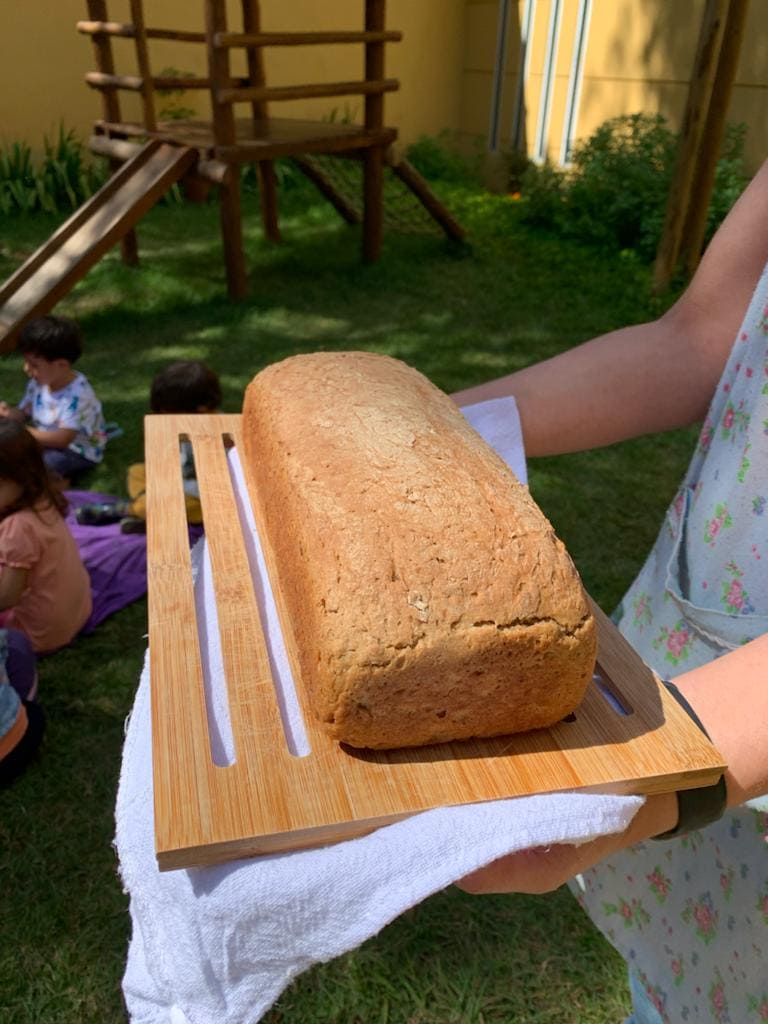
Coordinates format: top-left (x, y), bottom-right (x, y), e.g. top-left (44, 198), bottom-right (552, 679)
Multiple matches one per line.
top-left (652, 680), bottom-right (728, 840)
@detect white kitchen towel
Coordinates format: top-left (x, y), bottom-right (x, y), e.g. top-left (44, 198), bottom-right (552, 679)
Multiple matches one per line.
top-left (116, 394), bottom-right (643, 1024)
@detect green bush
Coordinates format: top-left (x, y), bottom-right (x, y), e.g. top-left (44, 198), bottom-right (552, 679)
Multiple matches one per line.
top-left (705, 121), bottom-right (748, 243)
top-left (519, 113), bottom-right (748, 261)
top-left (0, 125), bottom-right (108, 216)
top-left (565, 113), bottom-right (676, 257)
top-left (405, 132), bottom-right (482, 185)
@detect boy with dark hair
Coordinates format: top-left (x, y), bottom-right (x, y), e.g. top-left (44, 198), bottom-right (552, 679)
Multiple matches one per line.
top-left (0, 315), bottom-right (106, 483)
top-left (149, 360), bottom-right (222, 415)
top-left (76, 360), bottom-right (222, 533)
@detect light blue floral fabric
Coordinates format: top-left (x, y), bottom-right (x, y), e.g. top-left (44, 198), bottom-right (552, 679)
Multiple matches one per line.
top-left (573, 263), bottom-right (768, 1022)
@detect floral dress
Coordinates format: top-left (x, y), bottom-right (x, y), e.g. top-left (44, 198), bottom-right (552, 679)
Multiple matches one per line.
top-left (573, 262), bottom-right (768, 1022)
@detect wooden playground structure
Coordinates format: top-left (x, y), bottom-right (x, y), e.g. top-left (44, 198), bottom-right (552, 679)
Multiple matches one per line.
top-left (0, 0), bottom-right (464, 351)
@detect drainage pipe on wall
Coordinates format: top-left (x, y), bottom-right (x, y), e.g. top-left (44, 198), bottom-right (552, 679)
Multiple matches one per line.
top-left (487, 0), bottom-right (512, 152)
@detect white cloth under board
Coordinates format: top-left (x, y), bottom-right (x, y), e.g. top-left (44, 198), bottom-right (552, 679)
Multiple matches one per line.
top-left (116, 394), bottom-right (643, 1024)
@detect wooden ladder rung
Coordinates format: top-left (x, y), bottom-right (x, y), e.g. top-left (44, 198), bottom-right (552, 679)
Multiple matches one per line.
top-left (78, 19), bottom-right (136, 37)
top-left (78, 20), bottom-right (206, 43)
top-left (213, 30), bottom-right (403, 48)
top-left (218, 78), bottom-right (399, 105)
top-left (86, 71), bottom-right (144, 91)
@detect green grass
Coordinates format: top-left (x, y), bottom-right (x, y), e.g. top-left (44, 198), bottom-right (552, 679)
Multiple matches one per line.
top-left (0, 183), bottom-right (695, 1024)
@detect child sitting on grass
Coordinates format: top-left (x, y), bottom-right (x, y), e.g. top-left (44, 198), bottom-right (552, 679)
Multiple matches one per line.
top-left (0, 315), bottom-right (107, 485)
top-left (0, 420), bottom-right (92, 653)
top-left (76, 360), bottom-right (222, 533)
top-left (0, 628), bottom-right (43, 786)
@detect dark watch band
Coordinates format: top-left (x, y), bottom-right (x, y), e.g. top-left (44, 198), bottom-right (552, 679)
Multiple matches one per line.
top-left (652, 680), bottom-right (727, 840)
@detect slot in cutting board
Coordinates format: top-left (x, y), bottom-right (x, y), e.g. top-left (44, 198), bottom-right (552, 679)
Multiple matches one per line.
top-left (147, 414), bottom-right (726, 871)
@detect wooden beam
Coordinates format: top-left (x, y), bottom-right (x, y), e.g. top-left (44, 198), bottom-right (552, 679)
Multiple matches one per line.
top-left (78, 20), bottom-right (137, 37)
top-left (652, 0), bottom-right (730, 293)
top-left (84, 2), bottom-right (139, 265)
top-left (89, 135), bottom-right (144, 161)
top-left (86, 71), bottom-right (144, 91)
top-left (365, 0), bottom-right (387, 131)
top-left (292, 156), bottom-right (362, 225)
top-left (216, 128), bottom-right (396, 162)
top-left (85, 1), bottom-right (122, 122)
top-left (87, 72), bottom-right (242, 91)
top-left (217, 78), bottom-right (398, 105)
top-left (362, 144), bottom-right (384, 262)
top-left (153, 76), bottom-right (223, 90)
top-left (196, 159), bottom-right (232, 186)
top-left (129, 0), bottom-right (157, 132)
top-left (88, 135), bottom-right (231, 187)
top-left (78, 21), bottom-right (206, 42)
top-left (213, 30), bottom-right (402, 47)
top-left (240, 0), bottom-right (267, 120)
top-left (205, 0), bottom-right (247, 299)
top-left (679, 0), bottom-right (750, 275)
top-left (388, 158), bottom-right (466, 242)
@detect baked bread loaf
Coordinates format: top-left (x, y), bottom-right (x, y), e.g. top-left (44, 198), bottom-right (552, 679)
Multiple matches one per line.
top-left (242, 352), bottom-right (596, 750)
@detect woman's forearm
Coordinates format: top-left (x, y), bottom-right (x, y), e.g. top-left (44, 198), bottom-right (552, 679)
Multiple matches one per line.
top-left (675, 634), bottom-right (768, 807)
top-left (454, 310), bottom-right (726, 456)
top-left (455, 159), bottom-right (768, 458)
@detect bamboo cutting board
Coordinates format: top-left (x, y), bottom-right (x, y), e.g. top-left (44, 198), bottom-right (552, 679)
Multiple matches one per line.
top-left (146, 414), bottom-right (726, 871)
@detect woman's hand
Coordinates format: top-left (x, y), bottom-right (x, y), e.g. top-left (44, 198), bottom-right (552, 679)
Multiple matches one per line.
top-left (456, 790), bottom-right (678, 895)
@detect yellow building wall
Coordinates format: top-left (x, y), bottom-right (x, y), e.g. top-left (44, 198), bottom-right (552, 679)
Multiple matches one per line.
top-left (2, 1), bottom-right (766, 173)
top-left (0, 0), bottom-right (465, 155)
top-left (460, 0), bottom-right (768, 174)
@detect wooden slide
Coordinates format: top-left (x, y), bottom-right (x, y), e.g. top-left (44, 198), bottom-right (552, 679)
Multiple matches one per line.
top-left (0, 140), bottom-right (197, 353)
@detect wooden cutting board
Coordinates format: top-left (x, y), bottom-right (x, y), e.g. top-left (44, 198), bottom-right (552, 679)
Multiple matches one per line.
top-left (146, 414), bottom-right (726, 871)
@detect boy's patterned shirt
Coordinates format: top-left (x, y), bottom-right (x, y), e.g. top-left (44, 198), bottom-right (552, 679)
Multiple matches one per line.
top-left (21, 371), bottom-right (106, 463)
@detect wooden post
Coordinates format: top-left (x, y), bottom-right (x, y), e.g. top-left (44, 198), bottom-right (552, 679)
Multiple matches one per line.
top-left (241, 0), bottom-right (280, 242)
top-left (652, 0), bottom-right (730, 293)
top-left (362, 0), bottom-right (386, 262)
top-left (85, 0), bottom-right (121, 124)
top-left (206, 0), bottom-right (248, 299)
top-left (389, 158), bottom-right (466, 242)
top-left (86, 0), bottom-right (139, 266)
top-left (129, 0), bottom-right (157, 132)
top-left (679, 0), bottom-right (749, 276)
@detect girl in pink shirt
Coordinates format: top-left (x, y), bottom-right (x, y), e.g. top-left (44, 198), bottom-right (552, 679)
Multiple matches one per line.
top-left (0, 421), bottom-right (92, 653)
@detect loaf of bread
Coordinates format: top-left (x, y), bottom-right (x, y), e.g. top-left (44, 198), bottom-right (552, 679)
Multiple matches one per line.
top-left (242, 352), bottom-right (596, 750)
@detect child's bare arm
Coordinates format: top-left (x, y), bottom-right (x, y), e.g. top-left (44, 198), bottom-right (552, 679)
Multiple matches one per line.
top-left (0, 403), bottom-right (27, 422)
top-left (0, 565), bottom-right (28, 610)
top-left (26, 425), bottom-right (77, 450)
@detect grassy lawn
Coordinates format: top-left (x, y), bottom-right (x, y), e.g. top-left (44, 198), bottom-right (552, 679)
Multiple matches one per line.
top-left (0, 179), bottom-right (695, 1024)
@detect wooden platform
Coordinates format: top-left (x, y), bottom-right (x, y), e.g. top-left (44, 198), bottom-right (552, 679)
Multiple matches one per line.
top-left (95, 117), bottom-right (397, 162)
top-left (146, 414), bottom-right (726, 871)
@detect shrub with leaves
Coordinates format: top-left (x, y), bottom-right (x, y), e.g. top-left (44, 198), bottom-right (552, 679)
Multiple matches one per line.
top-left (705, 121), bottom-right (748, 244)
top-left (405, 132), bottom-right (482, 186)
top-left (565, 113), bottom-right (676, 257)
top-left (156, 68), bottom-right (199, 122)
top-left (0, 126), bottom-right (107, 216)
top-left (519, 113), bottom-right (748, 261)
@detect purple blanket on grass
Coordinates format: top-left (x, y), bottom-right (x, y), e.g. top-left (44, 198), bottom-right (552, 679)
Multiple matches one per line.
top-left (66, 491), bottom-right (203, 634)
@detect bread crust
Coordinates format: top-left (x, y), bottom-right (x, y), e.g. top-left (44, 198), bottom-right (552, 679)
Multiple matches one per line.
top-left (242, 352), bottom-right (596, 749)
